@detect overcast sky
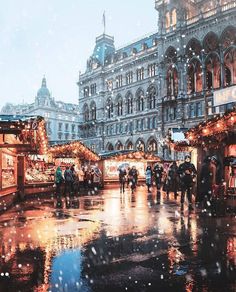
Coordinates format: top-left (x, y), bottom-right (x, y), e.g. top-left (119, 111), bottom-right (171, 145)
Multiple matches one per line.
top-left (0, 0), bottom-right (157, 108)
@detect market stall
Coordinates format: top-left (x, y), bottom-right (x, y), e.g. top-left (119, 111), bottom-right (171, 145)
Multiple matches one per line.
top-left (100, 150), bottom-right (162, 183)
top-left (49, 141), bottom-right (100, 172)
top-left (0, 115), bottom-right (48, 210)
top-left (183, 107), bottom-right (236, 196)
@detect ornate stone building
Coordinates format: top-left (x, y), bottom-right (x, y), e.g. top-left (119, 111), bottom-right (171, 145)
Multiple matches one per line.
top-left (78, 0), bottom-right (236, 157)
top-left (1, 77), bottom-right (80, 143)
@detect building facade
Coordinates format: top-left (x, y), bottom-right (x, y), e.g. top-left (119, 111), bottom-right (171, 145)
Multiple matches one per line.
top-left (78, 0), bottom-right (236, 158)
top-left (1, 77), bottom-right (80, 144)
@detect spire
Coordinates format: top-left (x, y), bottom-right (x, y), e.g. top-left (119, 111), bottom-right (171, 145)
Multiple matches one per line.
top-left (102, 11), bottom-right (106, 35)
top-left (42, 75), bottom-right (47, 88)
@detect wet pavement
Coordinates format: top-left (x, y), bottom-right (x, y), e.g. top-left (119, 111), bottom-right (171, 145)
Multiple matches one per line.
top-left (0, 185), bottom-right (235, 292)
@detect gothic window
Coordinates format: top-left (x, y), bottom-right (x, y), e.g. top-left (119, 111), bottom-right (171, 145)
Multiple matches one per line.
top-left (166, 11), bottom-right (170, 29)
top-left (171, 8), bottom-right (177, 27)
top-left (136, 139), bottom-right (145, 152)
top-left (203, 32), bottom-right (219, 54)
top-left (117, 99), bottom-right (123, 116)
top-left (221, 26), bottom-right (236, 50)
top-left (116, 75), bottom-right (123, 88)
top-left (148, 64), bottom-right (156, 77)
top-left (136, 67), bottom-right (144, 81)
top-left (186, 39), bottom-right (202, 59)
top-left (167, 67), bottom-right (178, 97)
top-left (126, 71), bottom-right (133, 85)
top-left (90, 83), bottom-right (97, 95)
top-left (83, 104), bottom-right (89, 121)
top-left (187, 59), bottom-right (203, 93)
top-left (83, 86), bottom-right (89, 97)
top-left (90, 102), bottom-right (96, 120)
top-left (205, 54), bottom-right (221, 90)
top-left (224, 48), bottom-right (236, 86)
top-left (136, 89), bottom-right (145, 112)
top-left (126, 141), bottom-right (134, 150)
top-left (147, 139), bottom-right (158, 152)
top-left (127, 93), bottom-right (134, 114)
top-left (106, 99), bottom-right (113, 119)
top-left (147, 86), bottom-right (157, 109)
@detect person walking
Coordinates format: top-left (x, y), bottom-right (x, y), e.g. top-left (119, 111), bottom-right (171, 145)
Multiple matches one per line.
top-left (64, 166), bottom-right (74, 196)
top-left (129, 166), bottom-right (138, 193)
top-left (153, 163), bottom-right (164, 191)
top-left (166, 161), bottom-right (179, 199)
top-left (178, 155), bottom-right (197, 211)
top-left (55, 166), bottom-right (64, 197)
top-left (118, 167), bottom-right (127, 193)
top-left (145, 166), bottom-right (153, 193)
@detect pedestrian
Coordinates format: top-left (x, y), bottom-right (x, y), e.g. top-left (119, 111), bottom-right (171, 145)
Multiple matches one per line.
top-left (166, 161), bottom-right (179, 199)
top-left (178, 155), bottom-right (197, 211)
top-left (145, 166), bottom-right (152, 193)
top-left (70, 164), bottom-right (76, 194)
top-left (55, 166), bottom-right (64, 196)
top-left (64, 166), bottom-right (74, 196)
top-left (118, 167), bottom-right (127, 193)
top-left (129, 166), bottom-right (138, 193)
top-left (153, 163), bottom-right (164, 191)
top-left (127, 167), bottom-right (131, 188)
top-left (199, 156), bottom-right (212, 204)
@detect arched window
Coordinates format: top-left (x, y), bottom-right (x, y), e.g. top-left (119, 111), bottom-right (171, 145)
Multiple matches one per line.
top-left (171, 9), bottom-right (177, 27)
top-left (147, 139), bottom-right (158, 153)
top-left (106, 99), bottom-right (113, 118)
top-left (203, 32), bottom-right (219, 54)
top-left (136, 89), bottom-right (145, 112)
top-left (167, 67), bottom-right (178, 97)
top-left (166, 11), bottom-right (170, 29)
top-left (205, 54), bottom-right (221, 90)
top-left (116, 141), bottom-right (123, 151)
top-left (107, 143), bottom-right (114, 151)
top-left (136, 139), bottom-right (145, 152)
top-left (126, 141), bottom-right (134, 150)
top-left (83, 104), bottom-right (89, 122)
top-left (186, 39), bottom-right (202, 59)
top-left (220, 26), bottom-right (236, 50)
top-left (126, 92), bottom-right (134, 114)
top-left (224, 48), bottom-right (236, 86)
top-left (147, 86), bottom-right (157, 109)
top-left (116, 95), bottom-right (123, 116)
top-left (187, 59), bottom-right (203, 93)
top-left (90, 102), bottom-right (96, 120)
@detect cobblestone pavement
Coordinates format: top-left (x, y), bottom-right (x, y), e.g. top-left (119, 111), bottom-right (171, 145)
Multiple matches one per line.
top-left (0, 185), bottom-right (235, 292)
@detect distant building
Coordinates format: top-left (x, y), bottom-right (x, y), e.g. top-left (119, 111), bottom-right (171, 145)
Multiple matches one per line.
top-left (1, 77), bottom-right (80, 143)
top-left (78, 0), bottom-right (236, 158)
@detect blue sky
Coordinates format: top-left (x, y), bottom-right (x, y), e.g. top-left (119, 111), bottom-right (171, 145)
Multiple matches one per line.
top-left (0, 0), bottom-right (157, 108)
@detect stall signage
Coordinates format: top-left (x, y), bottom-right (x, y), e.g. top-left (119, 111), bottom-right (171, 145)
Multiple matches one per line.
top-left (214, 86), bottom-right (236, 107)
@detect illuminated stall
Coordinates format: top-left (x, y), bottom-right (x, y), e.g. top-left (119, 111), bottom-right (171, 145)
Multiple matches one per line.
top-left (0, 115), bottom-right (48, 210)
top-left (100, 150), bottom-right (162, 183)
top-left (49, 141), bottom-right (100, 170)
top-left (183, 107), bottom-right (236, 196)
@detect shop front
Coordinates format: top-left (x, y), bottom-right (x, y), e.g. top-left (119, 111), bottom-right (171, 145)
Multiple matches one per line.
top-left (49, 140), bottom-right (100, 172)
top-left (100, 150), bottom-right (162, 183)
top-left (0, 115), bottom-right (48, 210)
top-left (184, 107), bottom-right (236, 197)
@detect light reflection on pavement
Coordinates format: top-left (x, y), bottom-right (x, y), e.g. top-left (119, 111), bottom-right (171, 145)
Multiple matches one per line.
top-left (0, 185), bottom-right (235, 292)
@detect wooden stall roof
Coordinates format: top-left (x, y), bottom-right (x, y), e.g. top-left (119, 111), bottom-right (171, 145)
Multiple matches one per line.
top-left (49, 140), bottom-right (100, 162)
top-left (169, 108), bottom-right (236, 151)
top-left (0, 115), bottom-right (48, 154)
top-left (100, 150), bottom-right (162, 162)
top-left (185, 107), bottom-right (236, 149)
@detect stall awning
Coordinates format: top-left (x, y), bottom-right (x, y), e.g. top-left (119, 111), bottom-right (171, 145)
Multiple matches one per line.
top-left (0, 115), bottom-right (48, 154)
top-left (100, 150), bottom-right (162, 162)
top-left (49, 141), bottom-right (100, 162)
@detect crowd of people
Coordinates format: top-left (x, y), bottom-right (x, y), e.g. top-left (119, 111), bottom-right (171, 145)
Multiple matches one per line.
top-left (118, 154), bottom-right (223, 211)
top-left (55, 164), bottom-right (102, 197)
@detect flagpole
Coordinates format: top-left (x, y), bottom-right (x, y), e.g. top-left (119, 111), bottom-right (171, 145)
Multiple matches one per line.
top-left (103, 11), bottom-right (106, 35)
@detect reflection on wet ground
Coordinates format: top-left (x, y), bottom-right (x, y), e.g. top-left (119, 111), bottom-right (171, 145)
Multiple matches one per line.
top-left (0, 186), bottom-right (235, 291)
